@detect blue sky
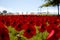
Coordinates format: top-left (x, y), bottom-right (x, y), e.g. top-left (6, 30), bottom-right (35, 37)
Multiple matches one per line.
top-left (0, 0), bottom-right (60, 14)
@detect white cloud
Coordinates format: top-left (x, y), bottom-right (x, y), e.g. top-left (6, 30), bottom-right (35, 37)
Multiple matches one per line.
top-left (48, 8), bottom-right (58, 13)
top-left (41, 8), bottom-right (59, 14)
top-left (0, 6), bottom-right (59, 14)
top-left (0, 6), bottom-right (14, 13)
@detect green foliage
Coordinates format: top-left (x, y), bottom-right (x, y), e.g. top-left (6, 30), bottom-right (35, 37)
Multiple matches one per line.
top-left (7, 26), bottom-right (48, 40)
top-left (40, 1), bottom-right (52, 8)
top-left (8, 26), bottom-right (18, 40)
top-left (40, 0), bottom-right (60, 7)
top-left (8, 26), bottom-right (27, 40)
top-left (29, 31), bottom-right (48, 40)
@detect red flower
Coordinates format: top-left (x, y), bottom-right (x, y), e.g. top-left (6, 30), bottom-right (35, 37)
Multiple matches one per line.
top-left (4, 16), bottom-right (11, 26)
top-left (46, 24), bottom-right (57, 33)
top-left (14, 22), bottom-right (28, 31)
top-left (0, 16), bottom-right (6, 24)
top-left (46, 30), bottom-right (55, 39)
top-left (46, 24), bottom-right (60, 40)
top-left (0, 22), bottom-right (10, 40)
top-left (23, 24), bottom-right (36, 39)
top-left (46, 30), bottom-right (59, 40)
top-left (10, 16), bottom-right (19, 27)
top-left (56, 32), bottom-right (60, 38)
top-left (38, 23), bottom-right (46, 32)
top-left (36, 16), bottom-right (42, 26)
top-left (46, 35), bottom-right (58, 40)
top-left (24, 15), bottom-right (36, 25)
top-left (14, 22), bottom-right (23, 31)
top-left (0, 16), bottom-right (11, 26)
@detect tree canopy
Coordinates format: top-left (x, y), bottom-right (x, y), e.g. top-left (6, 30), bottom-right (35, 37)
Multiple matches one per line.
top-left (40, 0), bottom-right (60, 15)
top-left (40, 0), bottom-right (60, 7)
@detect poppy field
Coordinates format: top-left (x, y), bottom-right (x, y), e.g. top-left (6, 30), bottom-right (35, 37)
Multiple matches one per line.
top-left (0, 15), bottom-right (60, 40)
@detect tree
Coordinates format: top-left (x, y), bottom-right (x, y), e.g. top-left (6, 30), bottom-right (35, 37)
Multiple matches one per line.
top-left (40, 0), bottom-right (60, 15)
top-left (3, 10), bottom-right (7, 13)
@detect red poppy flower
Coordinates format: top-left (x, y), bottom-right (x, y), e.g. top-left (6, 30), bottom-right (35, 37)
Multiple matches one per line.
top-left (0, 22), bottom-right (10, 40)
top-left (4, 16), bottom-right (11, 26)
top-left (46, 35), bottom-right (58, 40)
top-left (0, 16), bottom-right (11, 26)
top-left (23, 24), bottom-right (36, 39)
top-left (45, 24), bottom-right (57, 33)
top-left (10, 16), bottom-right (19, 27)
top-left (38, 23), bottom-right (46, 32)
top-left (36, 16), bottom-right (42, 26)
top-left (14, 22), bottom-right (23, 31)
top-left (46, 24), bottom-right (60, 40)
top-left (0, 16), bottom-right (3, 22)
top-left (0, 16), bottom-right (6, 24)
top-left (14, 21), bottom-right (28, 32)
top-left (24, 15), bottom-right (36, 25)
top-left (22, 15), bottom-right (30, 24)
top-left (46, 30), bottom-right (55, 40)
top-left (46, 27), bottom-right (59, 40)
top-left (56, 32), bottom-right (60, 38)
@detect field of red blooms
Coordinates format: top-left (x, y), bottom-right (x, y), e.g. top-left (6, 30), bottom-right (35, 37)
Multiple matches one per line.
top-left (0, 15), bottom-right (60, 40)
